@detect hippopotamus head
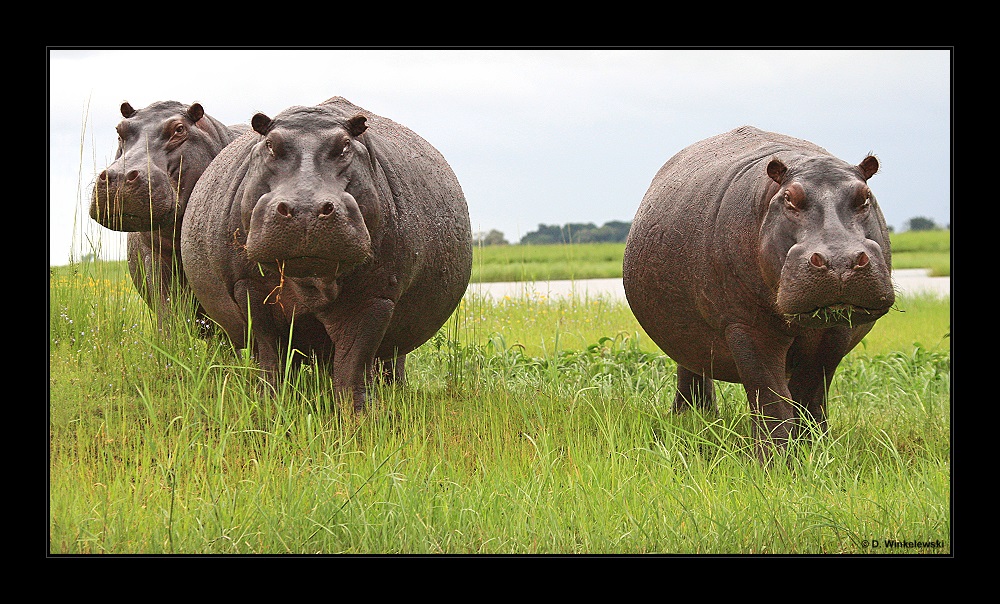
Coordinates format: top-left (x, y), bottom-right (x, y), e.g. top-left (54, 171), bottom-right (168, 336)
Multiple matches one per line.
top-left (758, 153), bottom-right (895, 328)
top-left (90, 100), bottom-right (233, 232)
top-left (241, 105), bottom-right (377, 279)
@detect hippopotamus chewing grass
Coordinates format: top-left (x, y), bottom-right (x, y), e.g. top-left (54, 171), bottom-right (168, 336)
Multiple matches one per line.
top-left (89, 100), bottom-right (245, 332)
top-left (623, 126), bottom-right (895, 460)
top-left (181, 97), bottom-right (472, 411)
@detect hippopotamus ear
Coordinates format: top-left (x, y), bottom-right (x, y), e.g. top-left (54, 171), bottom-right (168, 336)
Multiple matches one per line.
top-left (252, 113), bottom-right (274, 136)
top-left (766, 158), bottom-right (787, 184)
top-left (121, 101), bottom-right (137, 118)
top-left (187, 103), bottom-right (205, 123)
top-left (858, 155), bottom-right (879, 180)
top-left (347, 114), bottom-right (368, 137)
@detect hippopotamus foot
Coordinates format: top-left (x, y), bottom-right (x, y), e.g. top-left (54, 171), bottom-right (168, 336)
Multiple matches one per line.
top-left (792, 399), bottom-right (829, 438)
top-left (750, 400), bottom-right (800, 464)
top-left (672, 366), bottom-right (718, 413)
top-left (375, 354), bottom-right (407, 385)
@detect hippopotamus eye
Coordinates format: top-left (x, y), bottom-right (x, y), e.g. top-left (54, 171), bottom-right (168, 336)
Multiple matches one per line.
top-left (331, 136), bottom-right (352, 158)
top-left (265, 139), bottom-right (275, 156)
top-left (856, 188), bottom-right (872, 210)
top-left (782, 183), bottom-right (806, 211)
top-left (783, 190), bottom-right (798, 211)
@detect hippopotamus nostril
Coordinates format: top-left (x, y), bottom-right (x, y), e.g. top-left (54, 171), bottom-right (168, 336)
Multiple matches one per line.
top-left (854, 251), bottom-right (870, 270)
top-left (319, 201), bottom-right (335, 217)
top-left (125, 170), bottom-right (140, 183)
top-left (99, 170), bottom-right (109, 182)
top-left (276, 201), bottom-right (293, 218)
top-left (810, 252), bottom-right (827, 269)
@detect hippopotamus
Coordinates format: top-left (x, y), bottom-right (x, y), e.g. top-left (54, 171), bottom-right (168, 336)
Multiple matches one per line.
top-left (623, 126), bottom-right (895, 458)
top-left (89, 100), bottom-right (246, 331)
top-left (181, 96), bottom-right (472, 410)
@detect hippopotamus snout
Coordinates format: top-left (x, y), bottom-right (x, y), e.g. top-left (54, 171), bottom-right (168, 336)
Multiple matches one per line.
top-left (90, 157), bottom-right (176, 231)
top-left (246, 189), bottom-right (372, 278)
top-left (777, 237), bottom-right (894, 323)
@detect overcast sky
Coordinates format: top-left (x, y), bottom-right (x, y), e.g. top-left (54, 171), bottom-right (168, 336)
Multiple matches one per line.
top-left (48, 48), bottom-right (952, 266)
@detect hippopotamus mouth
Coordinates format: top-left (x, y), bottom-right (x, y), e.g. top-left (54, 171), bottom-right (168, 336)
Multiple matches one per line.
top-left (783, 303), bottom-right (889, 328)
top-left (91, 197), bottom-right (178, 231)
top-left (94, 211), bottom-right (160, 232)
top-left (258, 256), bottom-right (363, 279)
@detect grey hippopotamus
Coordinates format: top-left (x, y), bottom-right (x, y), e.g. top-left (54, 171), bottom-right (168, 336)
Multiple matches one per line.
top-left (89, 100), bottom-right (245, 331)
top-left (623, 126), bottom-right (895, 458)
top-left (181, 96), bottom-right (472, 410)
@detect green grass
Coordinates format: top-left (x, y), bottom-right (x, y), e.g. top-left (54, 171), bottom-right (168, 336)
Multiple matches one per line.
top-left (49, 257), bottom-right (950, 554)
top-left (889, 229), bottom-right (951, 253)
top-left (472, 241), bottom-right (626, 283)
top-left (472, 230), bottom-right (950, 282)
top-left (890, 226), bottom-right (951, 276)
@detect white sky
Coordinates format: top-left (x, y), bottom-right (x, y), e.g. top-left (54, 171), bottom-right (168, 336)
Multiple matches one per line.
top-left (48, 48), bottom-right (952, 266)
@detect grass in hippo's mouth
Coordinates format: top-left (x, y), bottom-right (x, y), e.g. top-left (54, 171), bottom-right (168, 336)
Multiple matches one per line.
top-left (99, 212), bottom-right (142, 223)
top-left (784, 304), bottom-right (874, 327)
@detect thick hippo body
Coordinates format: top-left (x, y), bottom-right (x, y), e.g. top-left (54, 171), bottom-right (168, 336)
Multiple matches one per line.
top-left (623, 126), bottom-right (894, 456)
top-left (90, 101), bottom-right (245, 331)
top-left (181, 97), bottom-right (472, 409)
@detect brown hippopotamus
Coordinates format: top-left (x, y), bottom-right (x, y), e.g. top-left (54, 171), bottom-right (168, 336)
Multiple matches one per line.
top-left (623, 126), bottom-right (895, 458)
top-left (180, 96), bottom-right (472, 410)
top-left (89, 100), bottom-right (246, 332)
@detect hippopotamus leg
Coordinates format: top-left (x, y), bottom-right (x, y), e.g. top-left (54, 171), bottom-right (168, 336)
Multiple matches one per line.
top-left (234, 278), bottom-right (287, 387)
top-left (723, 323), bottom-right (799, 460)
top-left (322, 298), bottom-right (396, 411)
top-left (785, 326), bottom-right (860, 433)
top-left (673, 366), bottom-right (717, 413)
top-left (126, 232), bottom-right (167, 330)
top-left (127, 230), bottom-right (206, 335)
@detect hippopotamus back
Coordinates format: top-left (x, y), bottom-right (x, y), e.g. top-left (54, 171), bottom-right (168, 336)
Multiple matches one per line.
top-left (623, 126), bottom-right (894, 459)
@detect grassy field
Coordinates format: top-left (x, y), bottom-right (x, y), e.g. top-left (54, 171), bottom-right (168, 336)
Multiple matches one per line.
top-left (471, 230), bottom-right (951, 282)
top-left (48, 236), bottom-right (950, 555)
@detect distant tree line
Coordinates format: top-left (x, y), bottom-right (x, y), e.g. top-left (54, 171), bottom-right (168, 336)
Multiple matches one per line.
top-left (474, 216), bottom-right (947, 246)
top-left (472, 229), bottom-right (510, 246)
top-left (474, 221), bottom-right (632, 246)
top-left (519, 221), bottom-right (631, 245)
top-left (903, 216), bottom-right (948, 232)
